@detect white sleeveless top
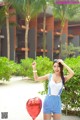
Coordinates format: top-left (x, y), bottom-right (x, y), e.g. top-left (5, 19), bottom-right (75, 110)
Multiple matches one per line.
top-left (48, 74), bottom-right (63, 96)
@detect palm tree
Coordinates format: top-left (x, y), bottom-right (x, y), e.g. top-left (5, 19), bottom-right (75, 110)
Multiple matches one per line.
top-left (1, 0), bottom-right (12, 60)
top-left (4, 1), bottom-right (10, 59)
top-left (38, 0), bottom-right (48, 57)
top-left (0, 0), bottom-right (15, 59)
top-left (52, 3), bottom-right (80, 58)
top-left (0, 6), bottom-right (5, 55)
top-left (8, 0), bottom-right (41, 58)
top-left (38, 0), bottom-right (53, 57)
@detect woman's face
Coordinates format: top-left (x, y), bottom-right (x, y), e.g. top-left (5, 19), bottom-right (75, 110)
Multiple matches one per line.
top-left (53, 62), bottom-right (60, 74)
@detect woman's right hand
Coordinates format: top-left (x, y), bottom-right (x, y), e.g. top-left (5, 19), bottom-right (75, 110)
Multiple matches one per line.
top-left (32, 61), bottom-right (36, 69)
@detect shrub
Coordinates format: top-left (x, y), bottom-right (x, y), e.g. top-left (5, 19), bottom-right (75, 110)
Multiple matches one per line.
top-left (19, 58), bottom-right (34, 78)
top-left (61, 56), bottom-right (80, 115)
top-left (0, 57), bottom-right (16, 81)
top-left (12, 63), bottom-right (23, 76)
top-left (16, 56), bottom-right (53, 80)
top-left (35, 56), bottom-right (53, 76)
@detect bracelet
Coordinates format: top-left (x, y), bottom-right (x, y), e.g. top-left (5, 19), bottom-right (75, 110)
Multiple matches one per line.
top-left (33, 70), bottom-right (37, 73)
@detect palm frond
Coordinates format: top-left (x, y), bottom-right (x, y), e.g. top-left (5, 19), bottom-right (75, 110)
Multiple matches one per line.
top-left (53, 4), bottom-right (80, 22)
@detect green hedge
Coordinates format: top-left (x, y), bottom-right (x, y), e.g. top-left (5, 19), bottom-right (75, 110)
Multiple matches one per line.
top-left (61, 56), bottom-right (80, 116)
top-left (0, 57), bottom-right (16, 81)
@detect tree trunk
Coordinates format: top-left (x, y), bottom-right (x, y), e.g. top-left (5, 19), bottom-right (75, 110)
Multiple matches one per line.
top-left (59, 27), bottom-right (64, 58)
top-left (25, 19), bottom-right (29, 58)
top-left (65, 103), bottom-right (68, 116)
top-left (59, 19), bottom-right (68, 58)
top-left (6, 13), bottom-right (10, 60)
top-left (43, 7), bottom-right (46, 57)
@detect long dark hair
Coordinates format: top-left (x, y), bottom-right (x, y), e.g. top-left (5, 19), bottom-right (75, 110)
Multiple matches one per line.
top-left (59, 62), bottom-right (65, 85)
top-left (53, 59), bottom-right (65, 85)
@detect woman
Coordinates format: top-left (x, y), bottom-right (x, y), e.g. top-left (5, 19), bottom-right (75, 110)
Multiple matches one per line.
top-left (32, 59), bottom-right (74, 120)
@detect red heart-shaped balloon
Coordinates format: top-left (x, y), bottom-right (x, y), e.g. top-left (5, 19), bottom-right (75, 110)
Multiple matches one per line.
top-left (26, 97), bottom-right (42, 120)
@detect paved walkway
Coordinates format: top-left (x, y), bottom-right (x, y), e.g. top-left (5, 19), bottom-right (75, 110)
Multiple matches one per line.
top-left (0, 76), bottom-right (80, 120)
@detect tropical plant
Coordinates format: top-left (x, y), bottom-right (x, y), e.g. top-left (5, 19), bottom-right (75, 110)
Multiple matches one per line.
top-left (61, 42), bottom-right (80, 58)
top-left (2, 0), bottom-right (11, 59)
top-left (0, 57), bottom-right (16, 81)
top-left (0, 5), bottom-right (5, 29)
top-left (52, 3), bottom-right (80, 58)
top-left (19, 58), bottom-right (34, 77)
top-left (61, 56), bottom-right (80, 116)
top-left (38, 0), bottom-right (53, 57)
top-left (0, 6), bottom-right (5, 55)
top-left (0, 0), bottom-right (15, 59)
top-left (8, 0), bottom-right (42, 58)
top-left (38, 0), bottom-right (48, 57)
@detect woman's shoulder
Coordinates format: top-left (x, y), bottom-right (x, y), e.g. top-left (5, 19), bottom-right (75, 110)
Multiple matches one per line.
top-left (44, 73), bottom-right (52, 80)
top-left (48, 73), bottom-right (53, 80)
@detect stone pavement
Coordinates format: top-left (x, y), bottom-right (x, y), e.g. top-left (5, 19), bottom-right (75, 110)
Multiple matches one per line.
top-left (0, 76), bottom-right (80, 120)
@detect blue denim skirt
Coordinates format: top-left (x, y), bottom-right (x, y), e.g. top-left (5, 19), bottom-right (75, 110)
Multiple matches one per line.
top-left (43, 95), bottom-right (62, 114)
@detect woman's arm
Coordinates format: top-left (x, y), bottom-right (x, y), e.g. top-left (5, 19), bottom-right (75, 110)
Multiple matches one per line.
top-left (32, 62), bottom-right (49, 81)
top-left (58, 59), bottom-right (74, 82)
